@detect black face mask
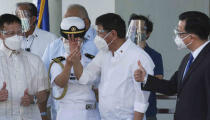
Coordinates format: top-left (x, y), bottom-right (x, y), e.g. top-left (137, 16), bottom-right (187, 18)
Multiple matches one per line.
top-left (60, 26), bottom-right (86, 40)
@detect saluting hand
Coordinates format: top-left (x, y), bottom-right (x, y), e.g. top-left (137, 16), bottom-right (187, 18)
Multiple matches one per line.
top-left (0, 82), bottom-right (8, 102)
top-left (134, 60), bottom-right (146, 82)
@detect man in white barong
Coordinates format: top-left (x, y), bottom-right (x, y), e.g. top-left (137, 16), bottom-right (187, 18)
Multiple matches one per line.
top-left (67, 13), bottom-right (155, 120)
top-left (0, 14), bottom-right (48, 120)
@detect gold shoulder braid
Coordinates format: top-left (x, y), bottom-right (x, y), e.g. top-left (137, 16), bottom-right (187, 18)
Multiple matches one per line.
top-left (48, 56), bottom-right (68, 100)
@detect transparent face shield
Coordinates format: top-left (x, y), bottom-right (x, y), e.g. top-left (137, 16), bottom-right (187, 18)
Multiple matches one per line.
top-left (16, 10), bottom-right (31, 33)
top-left (126, 20), bottom-right (147, 45)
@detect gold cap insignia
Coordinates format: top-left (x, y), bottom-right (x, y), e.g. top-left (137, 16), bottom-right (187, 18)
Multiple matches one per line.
top-left (71, 26), bottom-right (76, 32)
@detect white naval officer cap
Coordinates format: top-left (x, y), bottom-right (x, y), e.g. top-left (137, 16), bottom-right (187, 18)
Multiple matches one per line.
top-left (60, 17), bottom-right (86, 39)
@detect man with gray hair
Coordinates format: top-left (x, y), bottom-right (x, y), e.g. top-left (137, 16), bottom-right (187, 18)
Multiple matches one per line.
top-left (42, 4), bottom-right (99, 120)
top-left (15, 2), bottom-right (58, 120)
top-left (15, 2), bottom-right (57, 57)
top-left (43, 4), bottom-right (97, 75)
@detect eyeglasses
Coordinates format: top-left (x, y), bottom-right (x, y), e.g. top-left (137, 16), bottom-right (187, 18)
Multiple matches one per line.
top-left (96, 29), bottom-right (106, 35)
top-left (1, 29), bottom-right (23, 37)
top-left (174, 29), bottom-right (189, 37)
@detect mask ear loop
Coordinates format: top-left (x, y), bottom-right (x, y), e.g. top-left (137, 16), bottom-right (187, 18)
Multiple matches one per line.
top-left (107, 38), bottom-right (114, 46)
top-left (184, 34), bottom-right (193, 47)
top-left (103, 31), bottom-right (114, 46)
top-left (103, 31), bottom-right (111, 39)
top-left (2, 36), bottom-right (17, 52)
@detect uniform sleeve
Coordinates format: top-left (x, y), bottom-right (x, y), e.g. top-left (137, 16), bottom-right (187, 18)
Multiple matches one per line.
top-left (50, 61), bottom-right (65, 96)
top-left (37, 59), bottom-right (49, 92)
top-left (41, 38), bottom-right (62, 72)
top-left (42, 44), bottom-right (51, 71)
top-left (51, 33), bottom-right (58, 41)
top-left (79, 51), bottom-right (103, 85)
top-left (41, 33), bottom-right (58, 73)
top-left (132, 52), bottom-right (154, 113)
top-left (50, 62), bottom-right (63, 84)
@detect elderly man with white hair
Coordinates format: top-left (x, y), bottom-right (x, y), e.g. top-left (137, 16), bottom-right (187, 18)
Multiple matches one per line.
top-left (49, 17), bottom-right (100, 120)
top-left (42, 4), bottom-right (99, 119)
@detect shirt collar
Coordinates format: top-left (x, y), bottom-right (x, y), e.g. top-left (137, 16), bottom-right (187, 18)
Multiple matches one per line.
top-left (25, 27), bottom-right (38, 39)
top-left (84, 26), bottom-right (96, 41)
top-left (144, 43), bottom-right (150, 50)
top-left (191, 40), bottom-right (210, 60)
top-left (114, 38), bottom-right (132, 57)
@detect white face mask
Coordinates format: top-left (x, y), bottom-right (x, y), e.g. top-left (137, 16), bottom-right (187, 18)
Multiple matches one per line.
top-left (94, 32), bottom-right (112, 51)
top-left (4, 35), bottom-right (22, 51)
top-left (174, 34), bottom-right (192, 50)
top-left (21, 18), bottom-right (30, 32)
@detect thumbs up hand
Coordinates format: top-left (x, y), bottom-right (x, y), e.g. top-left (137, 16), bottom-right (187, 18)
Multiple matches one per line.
top-left (24, 89), bottom-right (29, 96)
top-left (1, 82), bottom-right (6, 90)
top-left (21, 88), bottom-right (33, 106)
top-left (0, 82), bottom-right (8, 102)
top-left (134, 60), bottom-right (147, 82)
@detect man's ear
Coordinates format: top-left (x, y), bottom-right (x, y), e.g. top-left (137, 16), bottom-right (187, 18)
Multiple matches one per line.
top-left (189, 34), bottom-right (198, 40)
top-left (146, 32), bottom-right (151, 39)
top-left (83, 18), bottom-right (90, 30)
top-left (31, 16), bottom-right (37, 25)
top-left (111, 30), bottom-right (118, 40)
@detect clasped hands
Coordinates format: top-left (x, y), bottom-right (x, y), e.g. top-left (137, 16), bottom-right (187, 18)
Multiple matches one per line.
top-left (66, 34), bottom-right (82, 65)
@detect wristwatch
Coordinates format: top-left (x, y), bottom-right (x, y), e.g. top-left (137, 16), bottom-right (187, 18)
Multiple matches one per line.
top-left (32, 95), bottom-right (37, 104)
top-left (40, 112), bottom-right (47, 116)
